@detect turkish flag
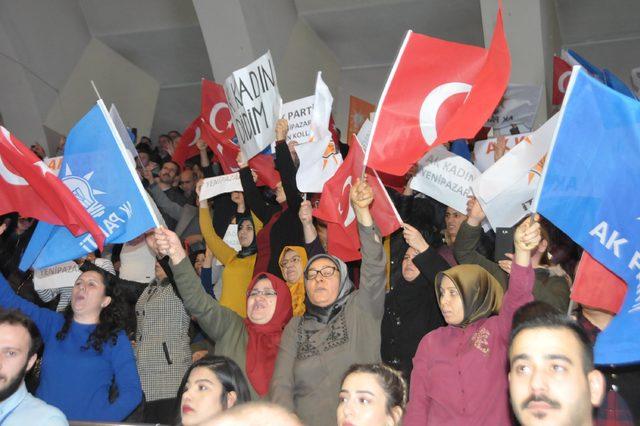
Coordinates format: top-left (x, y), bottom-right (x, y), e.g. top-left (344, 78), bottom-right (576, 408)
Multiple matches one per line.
top-left (247, 154), bottom-right (281, 189)
top-left (0, 127), bottom-right (105, 249)
top-left (366, 8), bottom-right (510, 176)
top-left (572, 251), bottom-right (626, 315)
top-left (346, 96), bottom-right (376, 142)
top-left (201, 79), bottom-right (235, 141)
top-left (552, 56), bottom-right (572, 106)
top-left (315, 134), bottom-right (402, 260)
top-left (172, 117), bottom-right (202, 166)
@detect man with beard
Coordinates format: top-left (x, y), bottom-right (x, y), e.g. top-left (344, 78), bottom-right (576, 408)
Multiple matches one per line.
top-left (0, 309), bottom-right (67, 425)
top-left (145, 160), bottom-right (187, 230)
top-left (508, 312), bottom-right (606, 426)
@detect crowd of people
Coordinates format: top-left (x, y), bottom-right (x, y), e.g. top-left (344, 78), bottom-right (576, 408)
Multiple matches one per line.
top-left (0, 118), bottom-right (638, 426)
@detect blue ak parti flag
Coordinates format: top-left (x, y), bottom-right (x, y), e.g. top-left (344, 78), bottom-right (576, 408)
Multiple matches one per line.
top-left (566, 49), bottom-right (637, 100)
top-left (532, 67), bottom-right (640, 365)
top-left (20, 100), bottom-right (159, 270)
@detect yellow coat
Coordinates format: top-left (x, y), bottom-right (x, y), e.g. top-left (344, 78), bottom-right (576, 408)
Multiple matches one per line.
top-left (199, 207), bottom-right (262, 318)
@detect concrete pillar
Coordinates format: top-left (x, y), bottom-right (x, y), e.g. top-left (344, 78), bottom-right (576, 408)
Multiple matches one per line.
top-left (480, 0), bottom-right (561, 127)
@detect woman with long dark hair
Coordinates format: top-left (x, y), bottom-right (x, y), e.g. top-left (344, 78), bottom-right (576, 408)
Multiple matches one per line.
top-left (0, 261), bottom-right (142, 421)
top-left (176, 355), bottom-right (252, 425)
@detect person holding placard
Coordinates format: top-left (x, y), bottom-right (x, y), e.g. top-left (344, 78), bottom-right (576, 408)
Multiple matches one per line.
top-left (197, 180), bottom-right (262, 318)
top-left (238, 118), bottom-right (305, 281)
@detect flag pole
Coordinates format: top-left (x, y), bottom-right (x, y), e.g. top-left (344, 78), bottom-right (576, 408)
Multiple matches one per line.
top-left (90, 80), bottom-right (102, 100)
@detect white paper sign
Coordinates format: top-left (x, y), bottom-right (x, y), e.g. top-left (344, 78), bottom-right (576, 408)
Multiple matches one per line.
top-left (281, 95), bottom-right (314, 143)
top-left (473, 133), bottom-right (533, 172)
top-left (411, 146), bottom-right (480, 213)
top-left (472, 114), bottom-right (558, 229)
top-left (34, 261), bottom-right (81, 290)
top-left (486, 84), bottom-right (542, 133)
top-left (356, 119), bottom-right (373, 151)
top-left (215, 224), bottom-right (242, 265)
top-left (224, 51), bottom-right (282, 160)
top-left (199, 173), bottom-right (243, 202)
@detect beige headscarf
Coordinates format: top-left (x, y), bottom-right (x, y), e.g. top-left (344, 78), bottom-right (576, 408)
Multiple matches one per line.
top-left (435, 264), bottom-right (504, 327)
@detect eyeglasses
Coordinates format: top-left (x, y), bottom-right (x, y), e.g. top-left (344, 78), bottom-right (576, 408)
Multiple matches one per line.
top-left (279, 256), bottom-right (301, 268)
top-left (305, 265), bottom-right (337, 280)
top-left (247, 289), bottom-right (277, 297)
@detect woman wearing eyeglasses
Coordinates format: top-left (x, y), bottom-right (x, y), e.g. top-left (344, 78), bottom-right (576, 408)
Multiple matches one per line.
top-left (278, 246), bottom-right (308, 316)
top-left (270, 178), bottom-right (387, 426)
top-left (148, 228), bottom-right (293, 400)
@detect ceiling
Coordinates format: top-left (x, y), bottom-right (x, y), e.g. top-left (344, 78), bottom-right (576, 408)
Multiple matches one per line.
top-left (77, 0), bottom-right (640, 141)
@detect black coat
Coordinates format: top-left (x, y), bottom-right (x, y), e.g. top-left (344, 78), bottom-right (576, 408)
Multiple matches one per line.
top-left (381, 247), bottom-right (449, 382)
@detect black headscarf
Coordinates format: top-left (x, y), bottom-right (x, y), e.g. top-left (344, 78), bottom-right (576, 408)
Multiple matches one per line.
top-left (303, 253), bottom-right (354, 324)
top-left (236, 215), bottom-right (257, 259)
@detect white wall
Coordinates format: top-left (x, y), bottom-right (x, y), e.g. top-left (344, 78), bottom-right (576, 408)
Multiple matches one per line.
top-left (44, 38), bottom-right (160, 138)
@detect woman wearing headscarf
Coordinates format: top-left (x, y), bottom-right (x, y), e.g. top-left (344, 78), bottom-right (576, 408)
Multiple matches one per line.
top-left (278, 246), bottom-right (307, 316)
top-left (454, 197), bottom-right (570, 313)
top-left (381, 224), bottom-right (449, 383)
top-left (149, 227), bottom-right (293, 400)
top-left (403, 216), bottom-right (541, 425)
top-left (197, 181), bottom-right (262, 317)
top-left (270, 178), bottom-right (387, 426)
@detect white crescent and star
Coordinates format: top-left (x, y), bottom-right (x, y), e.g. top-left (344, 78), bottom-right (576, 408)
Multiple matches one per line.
top-left (0, 128), bottom-right (28, 185)
top-left (419, 82), bottom-right (472, 146)
top-left (187, 126), bottom-right (202, 147)
top-left (338, 176), bottom-right (356, 227)
top-left (210, 102), bottom-right (231, 134)
top-left (558, 71), bottom-right (571, 94)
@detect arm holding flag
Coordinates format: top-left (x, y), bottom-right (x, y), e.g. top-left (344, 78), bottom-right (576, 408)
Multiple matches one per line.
top-left (238, 155), bottom-right (277, 224)
top-left (274, 119), bottom-right (302, 214)
top-left (351, 178), bottom-right (387, 320)
top-left (198, 192), bottom-right (239, 267)
top-left (495, 217), bottom-right (538, 341)
top-left (0, 272), bottom-right (61, 340)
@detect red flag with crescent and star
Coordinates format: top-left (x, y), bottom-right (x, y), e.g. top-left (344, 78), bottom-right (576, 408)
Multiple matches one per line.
top-left (552, 56), bottom-right (572, 106)
top-left (314, 135), bottom-right (401, 261)
top-left (365, 8), bottom-right (510, 176)
top-left (0, 127), bottom-right (105, 248)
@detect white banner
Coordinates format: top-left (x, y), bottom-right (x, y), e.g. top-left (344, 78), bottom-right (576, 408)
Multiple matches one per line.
top-left (109, 104), bottom-right (137, 160)
top-left (34, 261), bottom-right (81, 290)
top-left (356, 119), bottom-right (373, 151)
top-left (486, 84), bottom-right (542, 133)
top-left (281, 95), bottom-right (314, 143)
top-left (472, 114), bottom-right (559, 229)
top-left (216, 224), bottom-right (241, 265)
top-left (199, 173), bottom-right (243, 202)
top-left (224, 51), bottom-right (282, 159)
top-left (295, 72), bottom-right (342, 193)
top-left (411, 146), bottom-right (480, 213)
top-left (472, 133), bottom-right (533, 172)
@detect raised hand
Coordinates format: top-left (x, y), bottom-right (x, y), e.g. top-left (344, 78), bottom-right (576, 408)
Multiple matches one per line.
top-left (299, 200), bottom-right (314, 226)
top-left (513, 215), bottom-right (541, 267)
top-left (466, 196), bottom-right (486, 227)
top-left (350, 177), bottom-right (374, 210)
top-left (153, 227), bottom-right (187, 265)
top-left (236, 151), bottom-right (248, 169)
top-left (275, 118), bottom-right (289, 141)
top-left (403, 223), bottom-right (429, 253)
top-left (196, 139), bottom-right (207, 152)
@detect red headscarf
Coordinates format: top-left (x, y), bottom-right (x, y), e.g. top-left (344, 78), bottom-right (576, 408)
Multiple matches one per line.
top-left (243, 272), bottom-right (293, 396)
